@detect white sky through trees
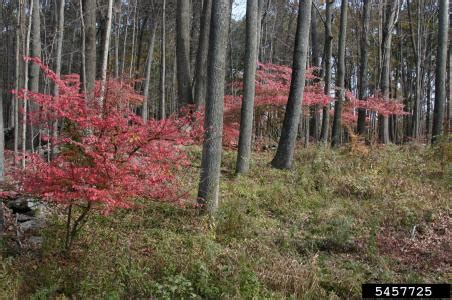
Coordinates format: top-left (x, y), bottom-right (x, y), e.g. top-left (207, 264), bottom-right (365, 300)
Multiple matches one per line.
top-left (232, 0), bottom-right (246, 20)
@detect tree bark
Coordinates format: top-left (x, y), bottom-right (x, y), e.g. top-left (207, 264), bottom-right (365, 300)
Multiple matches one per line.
top-left (176, 0), bottom-right (194, 106)
top-left (135, 16), bottom-right (149, 75)
top-left (114, 2), bottom-right (121, 78)
top-left (447, 44), bottom-right (452, 134)
top-left (408, 0), bottom-right (424, 140)
top-left (99, 0), bottom-right (113, 106)
top-left (357, 0), bottom-right (371, 135)
top-left (320, 0), bottom-right (333, 143)
top-left (22, 0), bottom-right (32, 168)
top-left (236, 0), bottom-right (259, 174)
top-left (28, 0), bottom-right (41, 150)
top-left (256, 0), bottom-right (265, 62)
top-left (159, 0), bottom-right (166, 120)
top-left (197, 0), bottom-right (231, 215)
top-left (0, 89), bottom-right (4, 180)
top-left (29, 0), bottom-right (41, 94)
top-left (426, 69), bottom-right (432, 139)
top-left (143, 24), bottom-right (157, 122)
top-left (193, 0), bottom-right (212, 107)
top-left (309, 2), bottom-right (320, 141)
top-left (128, 0), bottom-right (138, 79)
top-left (271, 0), bottom-right (312, 169)
top-left (121, 4), bottom-right (130, 78)
top-left (50, 0), bottom-right (65, 160)
top-left (13, 0), bottom-right (22, 163)
top-left (82, 0), bottom-right (97, 100)
top-left (331, 0), bottom-right (348, 148)
top-left (379, 0), bottom-right (398, 144)
top-left (432, 0), bottom-right (449, 143)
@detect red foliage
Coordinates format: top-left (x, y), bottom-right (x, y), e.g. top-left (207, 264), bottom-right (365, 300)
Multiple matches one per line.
top-left (220, 63), bottom-right (409, 145)
top-left (221, 63), bottom-right (332, 146)
top-left (13, 57), bottom-right (194, 211)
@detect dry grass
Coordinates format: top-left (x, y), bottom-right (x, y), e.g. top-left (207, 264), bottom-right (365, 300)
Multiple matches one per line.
top-left (0, 143), bottom-right (450, 298)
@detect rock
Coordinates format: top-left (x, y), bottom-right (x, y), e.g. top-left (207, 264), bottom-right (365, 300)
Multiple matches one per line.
top-left (19, 219), bottom-right (44, 233)
top-left (28, 236), bottom-right (43, 248)
top-left (16, 214), bottom-right (33, 222)
top-left (7, 198), bottom-right (50, 218)
top-left (7, 198), bottom-right (33, 215)
top-left (27, 200), bottom-right (51, 218)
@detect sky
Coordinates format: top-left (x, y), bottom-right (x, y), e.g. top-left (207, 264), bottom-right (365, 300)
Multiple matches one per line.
top-left (231, 0), bottom-right (247, 20)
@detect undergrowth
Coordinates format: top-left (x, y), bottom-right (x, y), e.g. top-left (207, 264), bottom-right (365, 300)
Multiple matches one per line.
top-left (0, 144), bottom-right (450, 299)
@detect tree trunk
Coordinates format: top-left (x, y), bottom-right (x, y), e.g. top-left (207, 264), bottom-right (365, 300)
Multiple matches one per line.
top-left (143, 24), bottom-right (157, 122)
top-left (256, 0), bottom-right (265, 62)
top-left (271, 0), bottom-right (312, 169)
top-left (357, 0), bottom-right (371, 135)
top-left (447, 44), bottom-right (452, 134)
top-left (176, 0), bottom-right (194, 106)
top-left (309, 2), bottom-right (320, 142)
top-left (22, 0), bottom-right (32, 168)
top-left (197, 0), bottom-right (231, 215)
top-left (135, 16), bottom-right (149, 76)
top-left (97, 14), bottom-right (107, 79)
top-left (68, 29), bottom-right (76, 74)
top-left (30, 0), bottom-right (41, 94)
top-left (114, 3), bottom-right (121, 78)
top-left (193, 0), bottom-right (212, 107)
top-left (13, 0), bottom-right (22, 163)
top-left (432, 0), bottom-right (449, 143)
top-left (121, 4), bottom-right (130, 78)
top-left (320, 0), bottom-right (333, 143)
top-left (50, 0), bottom-right (65, 160)
top-left (331, 0), bottom-right (348, 148)
top-left (159, 0), bottom-right (166, 120)
top-left (0, 89), bottom-right (4, 180)
top-left (426, 70), bottom-right (432, 139)
top-left (28, 0), bottom-right (41, 150)
top-left (82, 0), bottom-right (97, 100)
top-left (236, 0), bottom-right (259, 174)
top-left (99, 0), bottom-right (113, 106)
top-left (128, 0), bottom-right (138, 79)
top-left (408, 0), bottom-right (424, 140)
top-left (379, 0), bottom-right (398, 144)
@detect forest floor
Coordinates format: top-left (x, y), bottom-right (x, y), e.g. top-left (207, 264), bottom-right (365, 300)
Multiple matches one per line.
top-left (0, 143), bottom-right (451, 299)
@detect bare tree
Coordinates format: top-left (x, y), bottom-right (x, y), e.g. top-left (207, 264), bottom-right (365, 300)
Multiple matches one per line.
top-left (22, 0), bottom-right (32, 168)
top-left (331, 0), bottom-right (348, 148)
top-left (320, 0), bottom-right (333, 143)
top-left (197, 0), bottom-right (231, 214)
top-left (176, 0), bottom-right (194, 106)
top-left (309, 1), bottom-right (320, 141)
top-left (50, 0), bottom-right (65, 160)
top-left (448, 45), bottom-right (452, 134)
top-left (0, 89), bottom-right (4, 180)
top-left (271, 0), bottom-right (312, 169)
top-left (159, 0), bottom-right (166, 120)
top-left (82, 0), bottom-right (96, 100)
top-left (432, 0), bottom-right (449, 143)
top-left (357, 0), bottom-right (371, 135)
top-left (379, 0), bottom-right (398, 144)
top-left (408, 0), bottom-right (426, 140)
top-left (193, 0), bottom-right (212, 107)
top-left (29, 0), bottom-right (41, 94)
top-left (28, 0), bottom-right (41, 150)
top-left (114, 1), bottom-right (121, 78)
top-left (236, 0), bottom-right (259, 174)
top-left (13, 0), bottom-right (23, 163)
top-left (143, 22), bottom-right (157, 122)
top-left (99, 0), bottom-right (114, 106)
